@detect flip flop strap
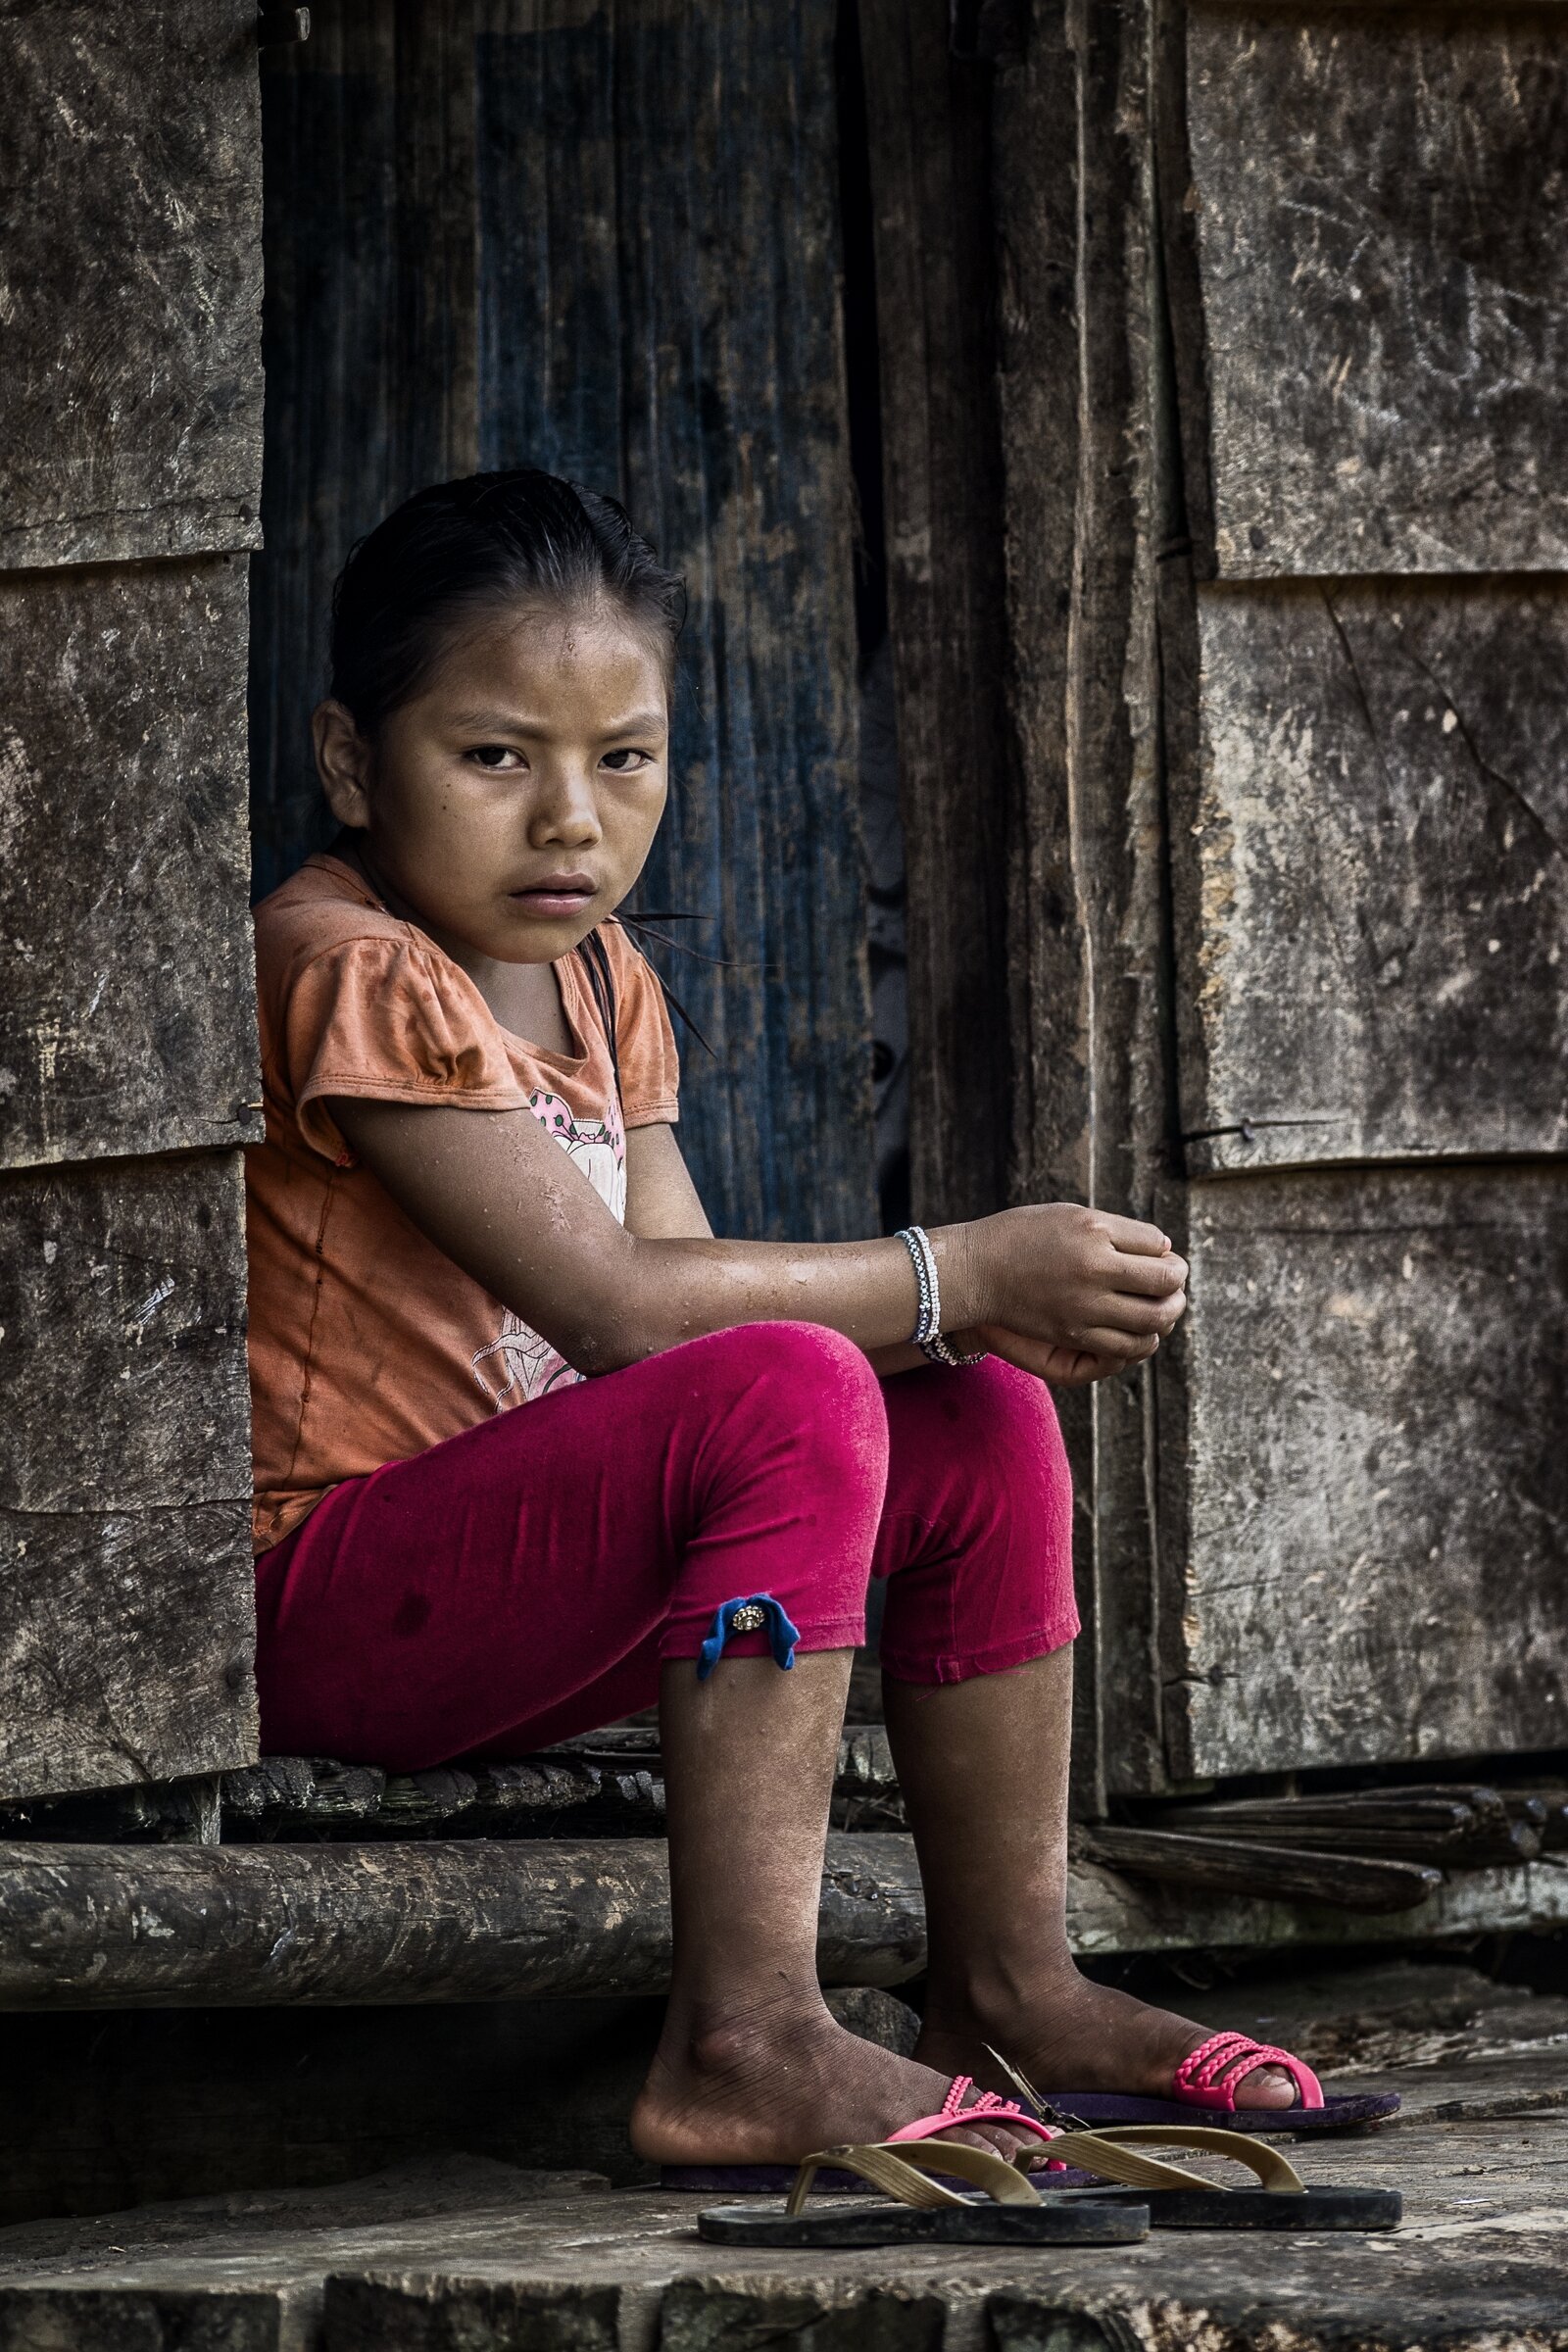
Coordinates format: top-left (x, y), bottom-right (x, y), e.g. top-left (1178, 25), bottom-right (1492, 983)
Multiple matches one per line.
top-left (1049, 2123), bottom-right (1305, 2194)
top-left (1173, 2032), bottom-right (1325, 2110)
top-left (786, 2138), bottom-right (1043, 2217)
top-left (888, 2074), bottom-right (1063, 2148)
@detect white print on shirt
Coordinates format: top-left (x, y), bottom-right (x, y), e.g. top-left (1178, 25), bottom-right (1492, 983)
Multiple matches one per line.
top-left (470, 1090), bottom-right (626, 1409)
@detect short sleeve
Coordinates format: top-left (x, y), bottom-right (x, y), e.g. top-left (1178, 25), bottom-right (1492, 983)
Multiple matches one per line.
top-left (274, 935), bottom-right (528, 1163)
top-left (605, 924), bottom-right (681, 1127)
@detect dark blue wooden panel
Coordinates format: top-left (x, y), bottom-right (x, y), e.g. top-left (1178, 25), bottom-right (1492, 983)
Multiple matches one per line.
top-left (475, 3), bottom-right (871, 1241)
top-left (251, 3), bottom-right (481, 904)
top-left (250, 1), bottom-right (873, 1244)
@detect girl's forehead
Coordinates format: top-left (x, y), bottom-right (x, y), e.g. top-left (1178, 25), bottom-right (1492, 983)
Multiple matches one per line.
top-left (431, 600), bottom-right (668, 709)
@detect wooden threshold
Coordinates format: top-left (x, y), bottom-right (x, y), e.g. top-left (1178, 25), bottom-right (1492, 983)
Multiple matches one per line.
top-left (2, 1836), bottom-right (1566, 2009)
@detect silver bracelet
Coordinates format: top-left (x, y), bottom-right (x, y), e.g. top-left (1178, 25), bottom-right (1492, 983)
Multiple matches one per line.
top-left (896, 1225), bottom-right (942, 1346)
top-left (896, 1226), bottom-right (988, 1367)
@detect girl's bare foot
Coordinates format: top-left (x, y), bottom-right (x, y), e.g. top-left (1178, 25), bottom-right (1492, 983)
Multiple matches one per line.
top-left (915, 1962), bottom-right (1298, 2111)
top-left (882, 1654), bottom-right (1297, 2118)
top-left (630, 1988), bottom-right (1055, 2168)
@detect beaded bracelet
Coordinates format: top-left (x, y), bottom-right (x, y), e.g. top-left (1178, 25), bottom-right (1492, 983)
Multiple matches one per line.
top-left (895, 1226), bottom-right (988, 1367)
top-left (920, 1327), bottom-right (988, 1369)
top-left (897, 1224), bottom-right (942, 1345)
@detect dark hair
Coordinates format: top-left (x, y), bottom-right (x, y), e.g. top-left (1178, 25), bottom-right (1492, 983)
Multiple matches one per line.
top-left (328, 468), bottom-right (686, 732)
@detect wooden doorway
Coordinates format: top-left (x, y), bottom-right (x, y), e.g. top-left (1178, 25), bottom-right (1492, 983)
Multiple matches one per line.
top-left (250, 0), bottom-right (881, 1249)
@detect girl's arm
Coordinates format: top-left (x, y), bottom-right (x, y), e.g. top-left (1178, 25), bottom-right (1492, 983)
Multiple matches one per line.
top-left (623, 1122), bottom-right (713, 1240)
top-left (328, 1096), bottom-right (1186, 1378)
top-left (628, 1123), bottom-right (937, 1377)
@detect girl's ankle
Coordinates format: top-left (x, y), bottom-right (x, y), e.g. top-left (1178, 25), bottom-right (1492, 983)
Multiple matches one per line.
top-left (661, 1985), bottom-right (838, 2086)
top-left (920, 1947), bottom-right (1081, 2042)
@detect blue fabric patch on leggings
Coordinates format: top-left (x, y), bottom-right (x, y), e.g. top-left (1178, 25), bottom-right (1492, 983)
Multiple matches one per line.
top-left (696, 1593), bottom-right (802, 1681)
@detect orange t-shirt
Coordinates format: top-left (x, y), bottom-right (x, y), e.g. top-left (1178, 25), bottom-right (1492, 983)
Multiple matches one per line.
top-left (245, 855), bottom-right (680, 1552)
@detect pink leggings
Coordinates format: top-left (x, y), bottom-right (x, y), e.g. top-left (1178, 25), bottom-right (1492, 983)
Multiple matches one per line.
top-left (254, 1323), bottom-right (1077, 1768)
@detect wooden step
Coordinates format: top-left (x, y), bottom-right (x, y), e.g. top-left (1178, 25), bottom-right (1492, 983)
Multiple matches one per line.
top-left (0, 2094), bottom-right (1565, 2352)
top-left (3, 1830), bottom-right (1567, 2007)
top-left (0, 1835), bottom-right (924, 2010)
top-left (0, 1728), bottom-right (906, 1845)
top-left (1155, 1785), bottom-right (1546, 1867)
top-left (1077, 1825), bottom-right (1443, 1912)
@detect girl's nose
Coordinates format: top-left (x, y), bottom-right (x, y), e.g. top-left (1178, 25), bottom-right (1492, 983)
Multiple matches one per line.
top-left (531, 768), bottom-right (603, 847)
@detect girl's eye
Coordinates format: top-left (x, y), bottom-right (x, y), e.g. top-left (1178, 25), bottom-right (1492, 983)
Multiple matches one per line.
top-left (469, 745), bottom-right (525, 770)
top-left (602, 748), bottom-right (654, 772)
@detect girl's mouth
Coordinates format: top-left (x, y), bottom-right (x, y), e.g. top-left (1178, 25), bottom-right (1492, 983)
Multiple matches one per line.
top-left (510, 874), bottom-right (598, 917)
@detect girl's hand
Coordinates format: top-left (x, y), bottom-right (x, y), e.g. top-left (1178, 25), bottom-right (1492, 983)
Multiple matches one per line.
top-left (959, 1202), bottom-right (1188, 1369)
top-left (947, 1326), bottom-right (1149, 1388)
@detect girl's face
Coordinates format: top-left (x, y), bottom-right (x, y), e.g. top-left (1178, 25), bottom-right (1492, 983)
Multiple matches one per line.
top-left (315, 600), bottom-right (669, 965)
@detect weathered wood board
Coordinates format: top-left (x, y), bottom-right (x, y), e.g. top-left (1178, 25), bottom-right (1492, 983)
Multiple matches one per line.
top-left (254, 0), bottom-right (873, 1244)
top-left (0, 1834), bottom-right (925, 2008)
top-left (1183, 5), bottom-right (1568, 577)
top-left (250, 1), bottom-right (479, 897)
top-left (478, 0), bottom-right (870, 1242)
top-left (0, 0), bottom-right (264, 569)
top-left (1158, 1166), bottom-right (1568, 1785)
top-left (0, 560), bottom-right (262, 1173)
top-left (858, 0), bottom-right (1013, 1224)
top-left (992, 0), bottom-right (1172, 1808)
top-left (1175, 577), bottom-right (1568, 1174)
top-left (0, 1153), bottom-right (256, 1801)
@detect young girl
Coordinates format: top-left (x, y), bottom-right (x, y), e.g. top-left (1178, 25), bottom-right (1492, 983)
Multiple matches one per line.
top-left (248, 469), bottom-right (1345, 2179)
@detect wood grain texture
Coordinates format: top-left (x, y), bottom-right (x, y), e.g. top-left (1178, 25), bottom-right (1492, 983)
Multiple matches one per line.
top-left (1174, 578), bottom-right (1568, 1174)
top-left (253, 0), bottom-right (874, 1244)
top-left (1184, 5), bottom-right (1568, 578)
top-left (858, 0), bottom-right (1013, 1224)
top-left (1068, 1854), bottom-right (1568, 1956)
top-left (478, 0), bottom-right (871, 1240)
top-left (0, 561), bottom-right (262, 1172)
top-left (0, 1727), bottom-right (903, 1844)
top-left (994, 0), bottom-right (1176, 1807)
top-left (1076, 1826), bottom-right (1442, 1911)
top-left (0, 0), bottom-right (264, 568)
top-left (249, 0), bottom-right (479, 900)
top-left (0, 1834), bottom-right (926, 2008)
top-left (1162, 1166), bottom-right (1568, 1782)
top-left (0, 1154), bottom-right (257, 1802)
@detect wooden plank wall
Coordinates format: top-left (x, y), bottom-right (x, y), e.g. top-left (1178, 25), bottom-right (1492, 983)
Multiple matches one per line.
top-left (857, 0), bottom-right (1139, 1783)
top-left (252, 0), bottom-right (874, 1245)
top-left (0, 1), bottom-right (265, 1799)
top-left (982, 0), bottom-right (1568, 1795)
top-left (975, 0), bottom-right (1174, 1806)
top-left (856, 0), bottom-right (1016, 1228)
top-left (1156, 1), bottom-right (1568, 1784)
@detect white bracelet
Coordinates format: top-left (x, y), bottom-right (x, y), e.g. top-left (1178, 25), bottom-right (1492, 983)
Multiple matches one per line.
top-left (896, 1225), bottom-right (942, 1346)
top-left (896, 1226), bottom-right (988, 1367)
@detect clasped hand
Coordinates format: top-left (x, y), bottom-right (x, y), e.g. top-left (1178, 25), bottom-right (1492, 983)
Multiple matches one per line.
top-left (949, 1202), bottom-right (1189, 1388)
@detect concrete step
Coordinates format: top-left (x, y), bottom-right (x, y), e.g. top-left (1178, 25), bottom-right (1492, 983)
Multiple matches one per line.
top-left (0, 2074), bottom-right (1564, 2352)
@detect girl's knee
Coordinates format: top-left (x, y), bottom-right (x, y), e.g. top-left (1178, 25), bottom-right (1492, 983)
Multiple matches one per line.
top-left (878, 1359), bottom-right (1078, 1680)
top-left (883, 1355), bottom-right (1071, 1545)
top-left (698, 1320), bottom-right (886, 1442)
top-left (948, 1357), bottom-right (1069, 1481)
top-left (664, 1325), bottom-right (886, 1659)
top-left (694, 1320), bottom-right (888, 1534)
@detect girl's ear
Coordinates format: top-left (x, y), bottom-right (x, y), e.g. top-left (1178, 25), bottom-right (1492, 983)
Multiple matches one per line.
top-left (313, 699), bottom-right (374, 828)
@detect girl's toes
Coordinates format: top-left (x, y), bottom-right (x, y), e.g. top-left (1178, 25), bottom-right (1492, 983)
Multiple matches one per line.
top-left (1234, 2062), bottom-right (1297, 2109)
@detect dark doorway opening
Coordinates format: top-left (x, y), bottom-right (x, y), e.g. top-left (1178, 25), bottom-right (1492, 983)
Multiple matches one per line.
top-left (838, 0), bottom-right (912, 1237)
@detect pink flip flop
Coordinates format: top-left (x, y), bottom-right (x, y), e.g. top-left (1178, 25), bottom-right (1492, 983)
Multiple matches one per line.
top-left (1011, 2033), bottom-right (1400, 2135)
top-left (660, 2072), bottom-right (1092, 2194)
